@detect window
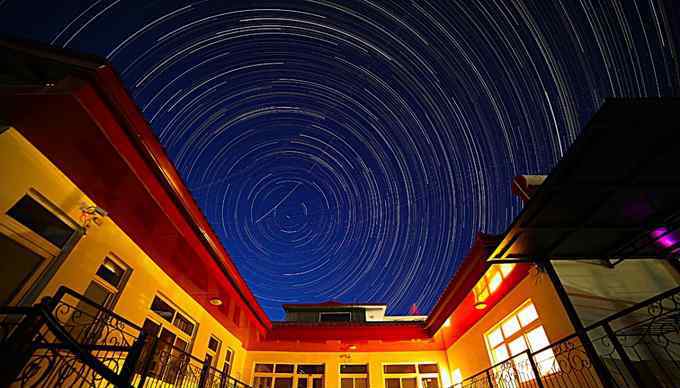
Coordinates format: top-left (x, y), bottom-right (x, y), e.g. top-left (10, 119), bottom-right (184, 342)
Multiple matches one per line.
top-left (383, 363), bottom-right (440, 388)
top-left (0, 232), bottom-right (44, 304)
top-left (6, 194), bottom-right (74, 248)
top-left (473, 264), bottom-right (515, 306)
top-left (451, 369), bottom-right (462, 388)
top-left (224, 347), bottom-right (235, 376)
top-left (485, 301), bottom-right (558, 382)
top-left (319, 311), bottom-right (351, 322)
top-left (146, 294), bottom-right (196, 344)
top-left (253, 364), bottom-right (324, 388)
top-left (206, 335), bottom-right (221, 367)
top-left (151, 296), bottom-right (175, 322)
top-left (95, 258), bottom-right (125, 289)
top-left (340, 364), bottom-right (368, 388)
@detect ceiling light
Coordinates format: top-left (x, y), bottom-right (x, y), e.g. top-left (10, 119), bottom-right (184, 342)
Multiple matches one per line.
top-left (209, 298), bottom-right (223, 306)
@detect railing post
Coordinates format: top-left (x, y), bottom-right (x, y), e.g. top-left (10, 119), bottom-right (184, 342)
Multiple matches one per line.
top-left (120, 331), bottom-right (148, 384)
top-left (137, 335), bottom-right (159, 387)
top-left (198, 358), bottom-right (210, 388)
top-left (219, 369), bottom-right (228, 388)
top-left (542, 260), bottom-right (617, 388)
top-left (602, 323), bottom-right (646, 388)
top-left (526, 351), bottom-right (545, 388)
top-left (485, 369), bottom-right (494, 387)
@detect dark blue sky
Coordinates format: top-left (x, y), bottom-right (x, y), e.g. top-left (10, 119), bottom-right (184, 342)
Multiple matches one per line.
top-left (1, 0), bottom-right (677, 319)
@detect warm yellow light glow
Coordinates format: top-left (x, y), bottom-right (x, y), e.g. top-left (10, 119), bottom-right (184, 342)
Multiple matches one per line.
top-left (209, 298), bottom-right (223, 306)
top-left (444, 318), bottom-right (451, 327)
top-left (488, 272), bottom-right (503, 293)
top-left (474, 301), bottom-right (487, 310)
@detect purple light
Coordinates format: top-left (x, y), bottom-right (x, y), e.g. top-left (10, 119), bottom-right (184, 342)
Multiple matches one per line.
top-left (651, 227), bottom-right (680, 248)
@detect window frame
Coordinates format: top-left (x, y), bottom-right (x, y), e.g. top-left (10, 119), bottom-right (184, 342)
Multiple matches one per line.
top-left (339, 363), bottom-right (368, 388)
top-left (473, 264), bottom-right (516, 305)
top-left (147, 293), bottom-right (197, 348)
top-left (252, 363), bottom-right (325, 388)
top-left (382, 362), bottom-right (441, 388)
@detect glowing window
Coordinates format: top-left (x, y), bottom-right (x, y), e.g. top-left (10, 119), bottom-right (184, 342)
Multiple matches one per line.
top-left (485, 301), bottom-right (559, 381)
top-left (451, 369), bottom-right (462, 388)
top-left (473, 264), bottom-right (516, 304)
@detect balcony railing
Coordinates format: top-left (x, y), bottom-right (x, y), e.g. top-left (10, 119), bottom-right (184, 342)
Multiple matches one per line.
top-left (0, 286), bottom-right (250, 388)
top-left (453, 286), bottom-right (680, 388)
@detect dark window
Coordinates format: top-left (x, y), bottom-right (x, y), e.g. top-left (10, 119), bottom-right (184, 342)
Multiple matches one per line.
top-left (297, 364), bottom-right (324, 374)
top-left (208, 336), bottom-right (220, 352)
top-left (319, 312), bottom-right (351, 322)
top-left (274, 378), bottom-right (293, 388)
top-left (95, 258), bottom-right (125, 288)
top-left (340, 364), bottom-right (368, 374)
top-left (255, 363), bottom-right (274, 373)
top-left (0, 232), bottom-right (44, 304)
top-left (150, 296), bottom-right (175, 322)
top-left (141, 318), bottom-right (161, 336)
top-left (173, 312), bottom-right (195, 335)
top-left (418, 364), bottom-right (439, 373)
top-left (384, 364), bottom-right (416, 374)
top-left (7, 195), bottom-right (74, 247)
top-left (275, 364), bottom-right (294, 373)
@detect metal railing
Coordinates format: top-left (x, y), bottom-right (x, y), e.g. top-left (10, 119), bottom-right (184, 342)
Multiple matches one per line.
top-left (0, 286), bottom-right (250, 388)
top-left (452, 286), bottom-right (680, 388)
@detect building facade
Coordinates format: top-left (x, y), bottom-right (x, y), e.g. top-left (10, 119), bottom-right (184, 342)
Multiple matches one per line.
top-left (0, 39), bottom-right (678, 388)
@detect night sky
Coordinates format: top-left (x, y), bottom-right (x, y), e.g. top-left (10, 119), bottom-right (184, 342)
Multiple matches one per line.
top-left (1, 1), bottom-right (677, 320)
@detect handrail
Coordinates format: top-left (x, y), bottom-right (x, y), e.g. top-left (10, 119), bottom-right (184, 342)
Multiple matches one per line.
top-left (52, 286), bottom-right (143, 331)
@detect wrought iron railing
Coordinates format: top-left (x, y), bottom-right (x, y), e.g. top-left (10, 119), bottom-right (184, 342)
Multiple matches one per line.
top-left (452, 286), bottom-right (680, 388)
top-left (0, 286), bottom-right (250, 388)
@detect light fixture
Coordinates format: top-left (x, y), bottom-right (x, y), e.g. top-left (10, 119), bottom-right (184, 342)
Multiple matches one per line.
top-left (209, 298), bottom-right (223, 306)
top-left (348, 344), bottom-right (357, 350)
top-left (474, 301), bottom-right (487, 310)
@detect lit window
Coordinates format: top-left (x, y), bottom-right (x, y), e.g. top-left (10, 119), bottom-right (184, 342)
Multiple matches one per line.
top-left (253, 364), bottom-right (324, 388)
top-left (473, 264), bottom-right (516, 306)
top-left (451, 369), bottom-right (462, 388)
top-left (485, 301), bottom-right (558, 382)
top-left (340, 364), bottom-right (368, 388)
top-left (384, 364), bottom-right (440, 388)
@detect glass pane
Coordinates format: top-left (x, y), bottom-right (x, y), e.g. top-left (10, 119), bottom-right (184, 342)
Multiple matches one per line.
top-left (0, 233), bottom-right (44, 304)
top-left (452, 369), bottom-right (462, 384)
top-left (384, 364), bottom-right (416, 374)
top-left (141, 318), bottom-right (161, 336)
top-left (255, 364), bottom-right (274, 373)
top-left (208, 336), bottom-right (220, 351)
top-left (517, 304), bottom-right (539, 327)
top-left (488, 272), bottom-right (503, 293)
top-left (487, 327), bottom-right (504, 347)
top-left (508, 336), bottom-right (528, 356)
top-left (418, 364), bottom-right (439, 373)
top-left (96, 258), bottom-right (124, 288)
top-left (276, 364), bottom-right (295, 373)
top-left (7, 195), bottom-right (74, 247)
top-left (274, 377), bottom-right (293, 388)
top-left (526, 326), bottom-right (550, 352)
top-left (494, 345), bottom-right (509, 362)
top-left (340, 378), bottom-right (353, 388)
top-left (312, 377), bottom-right (323, 388)
top-left (513, 353), bottom-right (535, 382)
top-left (297, 377), bottom-right (308, 388)
top-left (535, 348), bottom-right (559, 375)
top-left (385, 379), bottom-right (400, 388)
top-left (173, 312), bottom-right (195, 335)
top-left (477, 288), bottom-right (489, 302)
top-left (151, 296), bottom-right (175, 322)
top-left (255, 377), bottom-right (273, 388)
top-left (297, 365), bottom-right (324, 374)
top-left (175, 337), bottom-right (188, 351)
top-left (402, 378), bottom-right (417, 388)
top-left (499, 263), bottom-right (515, 277)
top-left (355, 378), bottom-right (367, 388)
top-left (340, 364), bottom-right (368, 374)
top-left (421, 377), bottom-right (439, 388)
top-left (501, 316), bottom-right (520, 338)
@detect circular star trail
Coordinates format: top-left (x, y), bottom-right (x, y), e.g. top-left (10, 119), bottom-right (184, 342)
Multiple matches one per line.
top-left (1, 0), bottom-right (677, 319)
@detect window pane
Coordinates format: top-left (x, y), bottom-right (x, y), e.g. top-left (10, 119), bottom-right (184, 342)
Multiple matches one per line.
top-left (297, 364), bottom-right (324, 374)
top-left (355, 378), bottom-right (367, 388)
top-left (254, 377), bottom-right (273, 388)
top-left (141, 318), bottom-right (161, 337)
top-left (384, 364), bottom-right (416, 374)
top-left (7, 195), bottom-right (74, 247)
top-left (96, 258), bottom-right (124, 288)
top-left (488, 272), bottom-right (503, 293)
top-left (452, 369), bottom-right (462, 384)
top-left (501, 316), bottom-right (520, 337)
top-left (421, 377), bottom-right (439, 388)
top-left (477, 288), bottom-right (489, 302)
top-left (517, 304), bottom-right (538, 327)
top-left (494, 345), bottom-right (509, 362)
top-left (255, 363), bottom-right (274, 373)
top-left (534, 348), bottom-right (559, 375)
top-left (274, 377), bottom-right (293, 388)
top-left (297, 377), bottom-right (308, 388)
top-left (526, 326), bottom-right (550, 352)
top-left (150, 296), bottom-right (175, 322)
top-left (319, 312), bottom-right (351, 322)
top-left (312, 377), bottom-right (323, 388)
top-left (0, 233), bottom-right (44, 305)
top-left (418, 364), bottom-right (439, 373)
top-left (487, 328), bottom-right (504, 347)
top-left (340, 364), bottom-right (368, 374)
top-left (385, 378), bottom-right (400, 388)
top-left (402, 378), bottom-right (417, 388)
top-left (340, 378), bottom-right (353, 388)
top-left (513, 353), bottom-right (535, 382)
top-left (276, 364), bottom-right (294, 373)
top-left (175, 337), bottom-right (188, 351)
top-left (208, 336), bottom-right (220, 352)
top-left (508, 336), bottom-right (528, 356)
top-left (499, 263), bottom-right (515, 277)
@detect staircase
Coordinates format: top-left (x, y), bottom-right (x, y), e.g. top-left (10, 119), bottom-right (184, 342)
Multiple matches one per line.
top-left (0, 287), bottom-right (250, 388)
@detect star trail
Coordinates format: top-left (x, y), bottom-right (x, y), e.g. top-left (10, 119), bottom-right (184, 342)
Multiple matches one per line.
top-left (1, 0), bottom-right (677, 319)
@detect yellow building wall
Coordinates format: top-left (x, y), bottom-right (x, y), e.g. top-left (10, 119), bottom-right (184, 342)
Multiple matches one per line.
top-left (443, 270), bottom-right (573, 380)
top-left (243, 350), bottom-right (452, 388)
top-left (0, 128), bottom-right (248, 380)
